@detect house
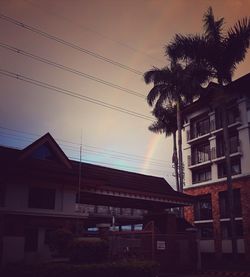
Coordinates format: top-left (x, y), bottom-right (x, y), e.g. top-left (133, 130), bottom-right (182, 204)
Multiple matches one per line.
top-left (182, 73), bottom-right (250, 262)
top-left (0, 133), bottom-right (193, 265)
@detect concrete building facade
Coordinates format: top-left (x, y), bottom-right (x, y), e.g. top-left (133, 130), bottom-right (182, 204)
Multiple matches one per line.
top-left (183, 73), bottom-right (250, 261)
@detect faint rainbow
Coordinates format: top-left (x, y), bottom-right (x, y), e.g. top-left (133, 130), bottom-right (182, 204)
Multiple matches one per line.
top-left (142, 135), bottom-right (161, 173)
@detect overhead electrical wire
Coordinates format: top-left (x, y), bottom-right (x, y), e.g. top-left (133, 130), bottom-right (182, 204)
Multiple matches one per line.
top-left (0, 131), bottom-right (173, 176)
top-left (0, 69), bottom-right (153, 121)
top-left (0, 42), bottom-right (145, 99)
top-left (22, 0), bottom-right (164, 64)
top-left (0, 13), bottom-right (144, 75)
top-left (0, 126), bottom-right (173, 166)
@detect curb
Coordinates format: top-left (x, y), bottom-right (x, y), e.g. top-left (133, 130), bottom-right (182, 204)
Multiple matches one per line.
top-left (200, 271), bottom-right (250, 277)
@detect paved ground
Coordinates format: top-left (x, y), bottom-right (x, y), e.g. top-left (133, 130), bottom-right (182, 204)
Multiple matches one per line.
top-left (158, 271), bottom-right (250, 277)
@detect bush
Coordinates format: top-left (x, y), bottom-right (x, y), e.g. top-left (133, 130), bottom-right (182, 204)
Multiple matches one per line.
top-left (69, 238), bottom-right (109, 263)
top-left (2, 261), bottom-right (159, 277)
top-left (47, 228), bottom-right (73, 256)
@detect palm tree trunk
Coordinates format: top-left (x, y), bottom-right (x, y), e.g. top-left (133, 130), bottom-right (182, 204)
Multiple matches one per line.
top-left (172, 131), bottom-right (180, 192)
top-left (176, 99), bottom-right (184, 192)
top-left (220, 86), bottom-right (237, 260)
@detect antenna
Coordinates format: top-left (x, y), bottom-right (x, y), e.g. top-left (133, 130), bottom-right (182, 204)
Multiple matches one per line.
top-left (76, 130), bottom-right (83, 234)
top-left (78, 130), bottom-right (83, 206)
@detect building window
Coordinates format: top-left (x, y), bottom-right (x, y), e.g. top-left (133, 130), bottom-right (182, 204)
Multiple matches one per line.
top-left (220, 220), bottom-right (243, 239)
top-left (134, 224), bottom-right (143, 231)
top-left (190, 115), bottom-right (210, 139)
top-left (191, 143), bottom-right (210, 165)
top-left (219, 189), bottom-right (242, 218)
top-left (194, 194), bottom-right (212, 220)
top-left (216, 103), bottom-right (240, 128)
top-left (196, 223), bottom-right (214, 239)
top-left (218, 159), bottom-right (241, 179)
top-left (216, 133), bottom-right (239, 157)
top-left (121, 208), bottom-right (132, 216)
top-left (31, 144), bottom-right (57, 161)
top-left (28, 187), bottom-right (56, 209)
top-left (121, 225), bottom-right (132, 231)
top-left (97, 205), bottom-right (109, 214)
top-left (24, 228), bottom-right (38, 252)
top-left (192, 166), bottom-right (211, 184)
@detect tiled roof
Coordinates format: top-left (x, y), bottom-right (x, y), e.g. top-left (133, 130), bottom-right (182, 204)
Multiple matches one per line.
top-left (0, 135), bottom-right (193, 205)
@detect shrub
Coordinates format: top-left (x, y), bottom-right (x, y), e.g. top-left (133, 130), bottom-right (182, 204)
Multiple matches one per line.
top-left (11, 261), bottom-right (159, 277)
top-left (47, 228), bottom-right (73, 256)
top-left (69, 238), bottom-right (109, 263)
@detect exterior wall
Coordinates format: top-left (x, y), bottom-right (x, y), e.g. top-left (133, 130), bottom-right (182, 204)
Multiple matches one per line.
top-left (3, 181), bottom-right (77, 215)
top-left (5, 182), bottom-right (28, 210)
top-left (184, 176), bottom-right (250, 261)
top-left (0, 181), bottom-right (80, 265)
top-left (183, 97), bottom-right (250, 190)
top-left (2, 236), bottom-right (25, 265)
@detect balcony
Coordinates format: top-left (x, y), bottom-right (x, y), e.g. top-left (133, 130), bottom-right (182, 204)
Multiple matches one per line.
top-left (75, 204), bottom-right (145, 218)
top-left (188, 153), bottom-right (211, 167)
top-left (212, 106), bottom-right (241, 131)
top-left (187, 122), bottom-right (210, 142)
top-left (188, 144), bottom-right (211, 167)
top-left (216, 139), bottom-right (241, 159)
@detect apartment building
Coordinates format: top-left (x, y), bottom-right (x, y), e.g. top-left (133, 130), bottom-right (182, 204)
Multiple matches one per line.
top-left (183, 73), bottom-right (250, 261)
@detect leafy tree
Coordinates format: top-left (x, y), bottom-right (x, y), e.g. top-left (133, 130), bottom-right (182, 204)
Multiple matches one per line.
top-left (149, 104), bottom-right (180, 191)
top-left (144, 62), bottom-right (209, 192)
top-left (167, 7), bottom-right (250, 258)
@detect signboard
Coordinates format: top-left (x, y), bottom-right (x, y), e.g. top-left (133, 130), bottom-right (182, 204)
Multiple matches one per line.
top-left (157, 240), bottom-right (166, 250)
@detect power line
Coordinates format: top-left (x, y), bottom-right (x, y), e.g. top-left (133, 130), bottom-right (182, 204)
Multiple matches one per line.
top-left (0, 42), bottom-right (145, 99)
top-left (1, 131), bottom-right (171, 168)
top-left (23, 0), bottom-right (164, 64)
top-left (0, 69), bottom-right (153, 121)
top-left (0, 127), bottom-right (173, 165)
top-left (0, 13), bottom-right (144, 76)
top-left (0, 131), bottom-right (173, 176)
top-left (0, 127), bottom-right (173, 166)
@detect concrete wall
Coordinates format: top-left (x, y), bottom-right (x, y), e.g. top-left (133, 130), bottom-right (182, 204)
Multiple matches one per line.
top-left (4, 182), bottom-right (77, 214)
top-left (1, 227), bottom-right (53, 265)
top-left (2, 236), bottom-right (25, 265)
top-left (184, 177), bottom-right (250, 260)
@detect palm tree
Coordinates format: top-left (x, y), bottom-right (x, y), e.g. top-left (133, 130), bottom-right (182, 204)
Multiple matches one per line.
top-left (149, 104), bottom-right (180, 191)
top-left (144, 61), bottom-right (210, 192)
top-left (166, 7), bottom-right (250, 259)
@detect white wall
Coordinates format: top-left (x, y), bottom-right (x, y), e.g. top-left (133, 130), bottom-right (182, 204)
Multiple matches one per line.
top-left (199, 240), bottom-right (215, 253)
top-left (5, 182), bottom-right (28, 210)
top-left (4, 182), bottom-right (77, 215)
top-left (221, 239), bottom-right (245, 254)
top-left (2, 236), bottom-right (25, 265)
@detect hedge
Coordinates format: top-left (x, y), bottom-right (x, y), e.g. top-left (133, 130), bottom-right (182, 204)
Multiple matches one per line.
top-left (69, 238), bottom-right (109, 263)
top-left (1, 261), bottom-right (159, 277)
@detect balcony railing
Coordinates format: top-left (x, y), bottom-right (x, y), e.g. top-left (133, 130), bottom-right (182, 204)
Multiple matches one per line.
top-left (188, 151), bottom-right (211, 166)
top-left (75, 204), bottom-right (145, 217)
top-left (216, 140), bottom-right (241, 158)
top-left (212, 114), bottom-right (241, 131)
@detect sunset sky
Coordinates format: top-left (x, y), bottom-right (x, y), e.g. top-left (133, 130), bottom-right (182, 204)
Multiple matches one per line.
top-left (0, 0), bottom-right (250, 188)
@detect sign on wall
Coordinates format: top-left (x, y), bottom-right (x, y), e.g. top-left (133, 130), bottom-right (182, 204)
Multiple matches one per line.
top-left (157, 240), bottom-right (166, 250)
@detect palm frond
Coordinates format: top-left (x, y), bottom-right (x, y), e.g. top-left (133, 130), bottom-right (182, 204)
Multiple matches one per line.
top-left (144, 67), bottom-right (172, 85)
top-left (146, 84), bottom-right (165, 106)
top-left (226, 17), bottom-right (250, 66)
top-left (166, 34), bottom-right (208, 64)
top-left (203, 6), bottom-right (224, 42)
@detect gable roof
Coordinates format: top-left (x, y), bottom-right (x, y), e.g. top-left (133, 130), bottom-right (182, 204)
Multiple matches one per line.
top-left (19, 132), bottom-right (72, 169)
top-left (0, 133), bottom-right (194, 208)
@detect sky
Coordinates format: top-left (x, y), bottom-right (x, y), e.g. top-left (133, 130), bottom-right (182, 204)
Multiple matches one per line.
top-left (0, 0), bottom-right (250, 188)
